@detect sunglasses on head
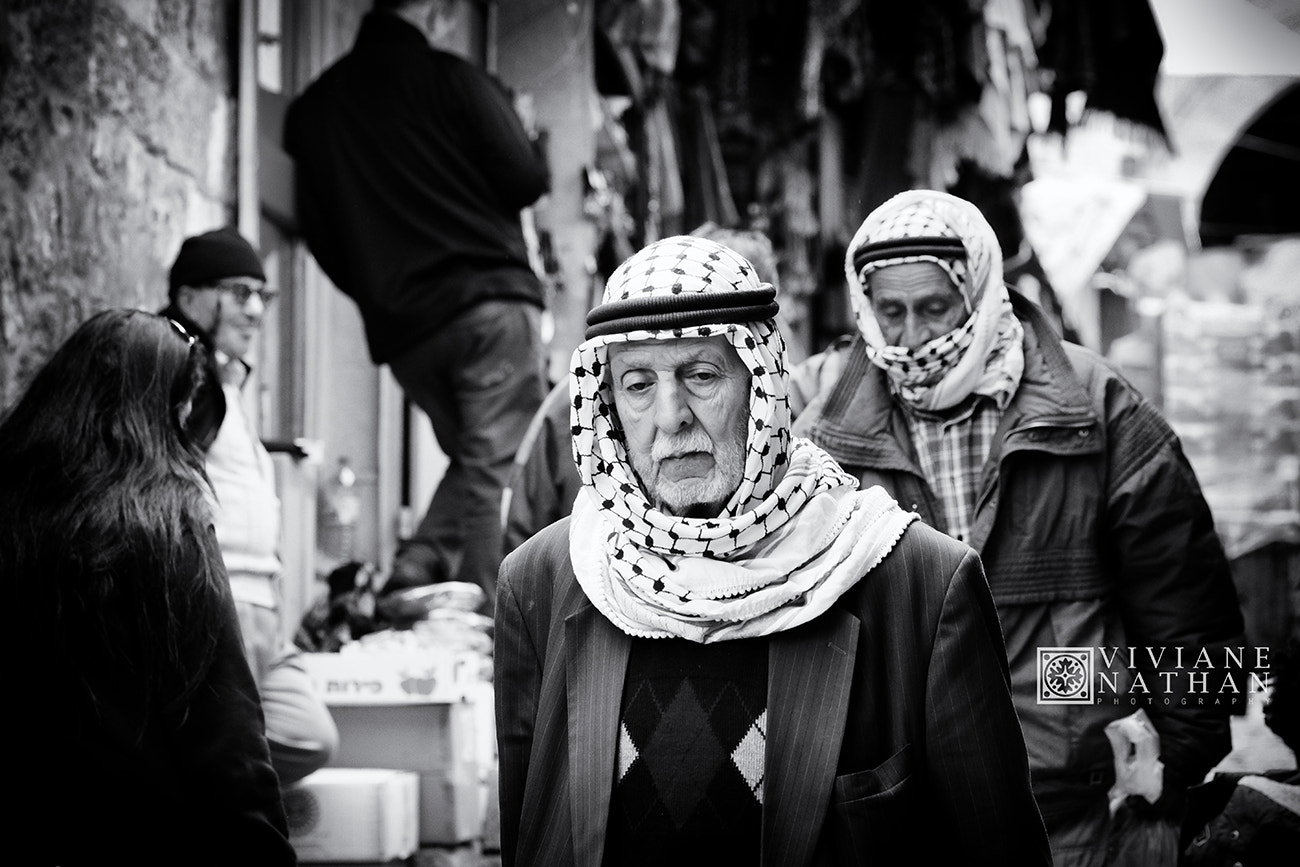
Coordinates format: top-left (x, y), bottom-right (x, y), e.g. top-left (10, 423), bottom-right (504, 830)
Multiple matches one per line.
top-left (165, 316), bottom-right (198, 348)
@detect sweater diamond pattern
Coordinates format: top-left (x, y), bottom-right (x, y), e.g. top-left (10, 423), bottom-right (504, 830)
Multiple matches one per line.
top-left (614, 640), bottom-right (767, 836)
top-left (731, 709), bottom-right (766, 800)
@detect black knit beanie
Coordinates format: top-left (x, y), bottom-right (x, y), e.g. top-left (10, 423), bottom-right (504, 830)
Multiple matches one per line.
top-left (168, 227), bottom-right (266, 299)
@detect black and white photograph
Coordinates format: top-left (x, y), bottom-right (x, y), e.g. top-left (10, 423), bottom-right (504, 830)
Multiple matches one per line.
top-left (2, 1), bottom-right (1298, 864)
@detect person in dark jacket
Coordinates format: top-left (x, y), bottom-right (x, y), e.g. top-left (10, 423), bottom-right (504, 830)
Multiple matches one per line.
top-left (283, 0), bottom-right (550, 611)
top-left (495, 235), bottom-right (1050, 866)
top-left (793, 190), bottom-right (1247, 867)
top-left (1, 309), bottom-right (294, 865)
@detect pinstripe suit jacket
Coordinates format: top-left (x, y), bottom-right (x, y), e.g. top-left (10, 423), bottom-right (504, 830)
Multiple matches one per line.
top-left (494, 518), bottom-right (1051, 867)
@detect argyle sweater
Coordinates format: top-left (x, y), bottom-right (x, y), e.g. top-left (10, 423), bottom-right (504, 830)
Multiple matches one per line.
top-left (604, 636), bottom-right (767, 866)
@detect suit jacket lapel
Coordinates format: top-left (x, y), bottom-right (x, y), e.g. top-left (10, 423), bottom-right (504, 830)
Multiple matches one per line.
top-left (763, 608), bottom-right (860, 867)
top-left (566, 603), bottom-right (630, 867)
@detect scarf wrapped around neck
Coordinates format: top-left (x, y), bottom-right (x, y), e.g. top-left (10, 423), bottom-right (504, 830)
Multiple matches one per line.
top-left (845, 190), bottom-right (1025, 413)
top-left (569, 235), bottom-right (915, 643)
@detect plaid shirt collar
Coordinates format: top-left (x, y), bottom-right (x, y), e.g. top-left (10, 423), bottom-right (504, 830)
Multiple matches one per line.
top-left (901, 395), bottom-right (1003, 544)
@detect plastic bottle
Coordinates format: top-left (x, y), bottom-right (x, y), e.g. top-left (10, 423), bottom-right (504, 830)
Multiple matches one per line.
top-left (318, 456), bottom-right (360, 563)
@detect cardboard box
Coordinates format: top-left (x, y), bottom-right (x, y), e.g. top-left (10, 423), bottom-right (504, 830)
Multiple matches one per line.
top-left (329, 700), bottom-right (478, 774)
top-left (481, 765), bottom-right (500, 853)
top-left (302, 649), bottom-right (478, 705)
top-left (307, 651), bottom-right (485, 845)
top-left (418, 765), bottom-right (483, 844)
top-left (325, 703), bottom-right (479, 844)
top-left (285, 768), bottom-right (418, 863)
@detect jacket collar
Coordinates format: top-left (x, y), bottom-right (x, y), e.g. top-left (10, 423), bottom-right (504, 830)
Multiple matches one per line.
top-left (159, 302), bottom-right (216, 353)
top-left (802, 333), bottom-right (916, 472)
top-left (1002, 290), bottom-right (1097, 427)
top-left (565, 600), bottom-right (859, 867)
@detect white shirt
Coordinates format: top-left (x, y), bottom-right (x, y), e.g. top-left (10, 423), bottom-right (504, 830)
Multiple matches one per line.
top-left (205, 355), bottom-right (281, 607)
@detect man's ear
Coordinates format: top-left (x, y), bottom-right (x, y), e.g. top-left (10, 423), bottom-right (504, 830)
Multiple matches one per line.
top-left (173, 285), bottom-right (219, 336)
top-left (175, 285), bottom-right (210, 321)
top-left (173, 285), bottom-right (201, 316)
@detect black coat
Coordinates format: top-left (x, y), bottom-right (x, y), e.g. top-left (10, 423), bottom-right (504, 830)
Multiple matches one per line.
top-left (495, 518), bottom-right (1051, 866)
top-left (16, 534), bottom-right (294, 865)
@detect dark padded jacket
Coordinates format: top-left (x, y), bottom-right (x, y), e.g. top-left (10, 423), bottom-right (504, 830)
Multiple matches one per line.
top-left (794, 292), bottom-right (1246, 801)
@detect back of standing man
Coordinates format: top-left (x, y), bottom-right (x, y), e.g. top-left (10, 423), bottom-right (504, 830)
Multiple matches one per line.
top-left (283, 0), bottom-right (551, 611)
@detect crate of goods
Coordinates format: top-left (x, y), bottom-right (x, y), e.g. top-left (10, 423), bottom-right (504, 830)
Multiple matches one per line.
top-left (303, 648), bottom-right (485, 845)
top-left (284, 767), bottom-right (418, 863)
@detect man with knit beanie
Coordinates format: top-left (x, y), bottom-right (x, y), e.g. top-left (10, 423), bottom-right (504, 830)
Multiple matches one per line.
top-left (493, 235), bottom-right (1050, 866)
top-left (793, 190), bottom-right (1247, 865)
top-left (163, 227), bottom-right (338, 786)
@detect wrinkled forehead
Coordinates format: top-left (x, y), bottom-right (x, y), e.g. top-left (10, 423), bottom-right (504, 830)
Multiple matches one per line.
top-left (605, 335), bottom-right (741, 374)
top-left (866, 261), bottom-right (964, 300)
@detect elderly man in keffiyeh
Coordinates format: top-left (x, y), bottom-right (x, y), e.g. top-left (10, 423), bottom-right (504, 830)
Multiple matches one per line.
top-left (794, 190), bottom-right (1246, 866)
top-left (494, 234), bottom-right (1050, 867)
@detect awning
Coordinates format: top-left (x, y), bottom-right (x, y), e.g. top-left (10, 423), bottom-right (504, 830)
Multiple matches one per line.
top-left (1143, 0), bottom-right (1300, 204)
top-left (1142, 75), bottom-right (1297, 201)
top-left (1150, 0), bottom-right (1300, 77)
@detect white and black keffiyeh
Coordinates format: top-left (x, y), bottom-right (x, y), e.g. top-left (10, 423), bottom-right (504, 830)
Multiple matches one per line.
top-left (570, 235), bottom-right (915, 643)
top-left (846, 190), bottom-right (1025, 412)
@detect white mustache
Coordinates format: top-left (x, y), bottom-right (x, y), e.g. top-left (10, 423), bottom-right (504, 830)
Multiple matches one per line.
top-left (650, 427), bottom-right (715, 462)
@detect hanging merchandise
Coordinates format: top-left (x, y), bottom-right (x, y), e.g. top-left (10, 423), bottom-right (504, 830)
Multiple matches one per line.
top-left (644, 95), bottom-right (686, 240)
top-left (799, 0), bottom-right (863, 120)
top-left (678, 85), bottom-right (740, 230)
top-left (318, 456), bottom-right (360, 563)
top-left (1037, 0), bottom-right (1169, 142)
top-left (597, 0), bottom-right (686, 242)
top-left (983, 0), bottom-right (1035, 133)
top-left (913, 0), bottom-right (1037, 190)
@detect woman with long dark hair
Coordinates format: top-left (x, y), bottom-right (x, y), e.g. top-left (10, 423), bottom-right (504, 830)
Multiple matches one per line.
top-left (1, 309), bottom-right (295, 864)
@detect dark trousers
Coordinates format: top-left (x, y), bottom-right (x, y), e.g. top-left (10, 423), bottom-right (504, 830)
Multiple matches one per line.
top-left (388, 297), bottom-right (547, 611)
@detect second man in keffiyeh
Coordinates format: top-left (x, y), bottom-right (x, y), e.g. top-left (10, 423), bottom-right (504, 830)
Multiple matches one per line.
top-left (794, 190), bottom-right (1246, 866)
top-left (494, 234), bottom-right (1049, 866)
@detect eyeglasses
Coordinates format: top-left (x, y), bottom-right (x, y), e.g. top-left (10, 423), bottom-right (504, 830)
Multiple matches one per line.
top-left (215, 280), bottom-right (279, 307)
top-left (165, 316), bottom-right (198, 348)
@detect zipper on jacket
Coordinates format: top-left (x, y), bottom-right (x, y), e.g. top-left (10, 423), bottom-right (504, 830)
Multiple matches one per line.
top-left (1005, 417), bottom-right (1099, 450)
top-left (1006, 417), bottom-right (1095, 437)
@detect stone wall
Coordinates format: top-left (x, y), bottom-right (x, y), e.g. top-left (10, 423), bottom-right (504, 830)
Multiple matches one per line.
top-left (0, 0), bottom-right (236, 407)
